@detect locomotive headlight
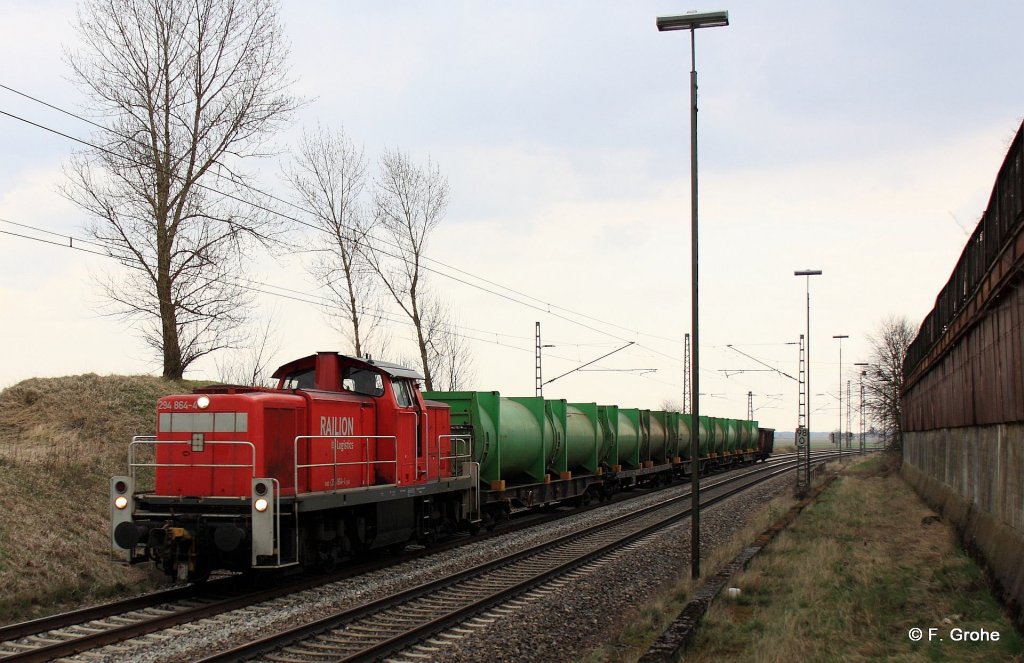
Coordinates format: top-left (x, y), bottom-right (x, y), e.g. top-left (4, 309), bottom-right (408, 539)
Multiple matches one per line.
top-left (196, 396), bottom-right (210, 409)
top-left (254, 498), bottom-right (269, 513)
top-left (114, 495), bottom-right (129, 510)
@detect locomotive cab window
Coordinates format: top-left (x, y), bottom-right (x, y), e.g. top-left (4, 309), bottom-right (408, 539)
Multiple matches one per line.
top-left (282, 367), bottom-right (315, 390)
top-left (393, 378), bottom-right (415, 408)
top-left (343, 367), bottom-right (384, 397)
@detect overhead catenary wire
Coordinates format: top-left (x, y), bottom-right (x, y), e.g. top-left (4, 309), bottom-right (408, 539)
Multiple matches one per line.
top-left (0, 81), bottom-right (686, 346)
top-left (0, 217), bottom-right (595, 366)
top-left (1, 217), bottom-right (771, 403)
top-left (0, 86), bottom-right (786, 407)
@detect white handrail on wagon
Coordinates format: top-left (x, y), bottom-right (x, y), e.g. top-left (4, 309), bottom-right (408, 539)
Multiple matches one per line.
top-left (292, 434), bottom-right (398, 495)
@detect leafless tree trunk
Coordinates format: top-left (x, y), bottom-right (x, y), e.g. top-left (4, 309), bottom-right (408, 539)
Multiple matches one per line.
top-left (865, 315), bottom-right (916, 452)
top-left (63, 0), bottom-right (298, 379)
top-left (367, 148), bottom-right (449, 390)
top-left (286, 124), bottom-right (386, 358)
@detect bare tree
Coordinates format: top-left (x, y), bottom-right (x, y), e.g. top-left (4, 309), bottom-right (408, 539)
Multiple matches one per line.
top-left (864, 315), bottom-right (916, 451)
top-left (214, 311), bottom-right (281, 386)
top-left (660, 400), bottom-right (683, 413)
top-left (286, 124), bottom-right (386, 358)
top-left (367, 148), bottom-right (449, 389)
top-left (423, 301), bottom-right (475, 391)
top-left (63, 0), bottom-right (299, 379)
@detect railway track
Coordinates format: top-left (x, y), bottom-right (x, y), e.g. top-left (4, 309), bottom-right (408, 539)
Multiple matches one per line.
top-left (0, 451), bottom-right (847, 662)
top-left (196, 454), bottom-right (830, 662)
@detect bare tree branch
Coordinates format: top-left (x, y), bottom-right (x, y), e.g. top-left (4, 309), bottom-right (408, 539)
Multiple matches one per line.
top-left (865, 314), bottom-right (916, 451)
top-left (365, 147), bottom-right (449, 389)
top-left (422, 298), bottom-right (475, 391)
top-left (214, 310), bottom-right (282, 386)
top-left (286, 124), bottom-right (387, 358)
top-left (63, 0), bottom-right (299, 379)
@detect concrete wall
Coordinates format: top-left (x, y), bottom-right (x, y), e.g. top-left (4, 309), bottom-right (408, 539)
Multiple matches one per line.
top-left (903, 425), bottom-right (1024, 626)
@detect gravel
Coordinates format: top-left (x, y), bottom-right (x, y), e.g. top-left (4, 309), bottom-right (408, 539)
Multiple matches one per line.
top-left (71, 468), bottom-right (794, 663)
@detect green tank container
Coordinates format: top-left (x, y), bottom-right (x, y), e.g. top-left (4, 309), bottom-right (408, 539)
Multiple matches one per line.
top-left (737, 418), bottom-right (751, 449)
top-left (637, 410), bottom-right (651, 460)
top-left (745, 421), bottom-right (759, 450)
top-left (714, 417), bottom-right (726, 454)
top-left (651, 411), bottom-right (667, 465)
top-left (700, 416), bottom-right (715, 456)
top-left (422, 391), bottom-right (556, 484)
top-left (565, 403), bottom-right (601, 474)
top-left (723, 419), bottom-right (739, 454)
top-left (596, 405), bottom-right (619, 466)
top-left (616, 407), bottom-right (641, 468)
top-left (546, 398), bottom-right (568, 473)
top-left (644, 410), bottom-right (669, 462)
top-left (674, 413), bottom-right (693, 461)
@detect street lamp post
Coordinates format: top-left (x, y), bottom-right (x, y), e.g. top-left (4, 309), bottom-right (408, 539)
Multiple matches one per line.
top-left (833, 334), bottom-right (849, 461)
top-left (657, 8), bottom-right (729, 581)
top-left (794, 269), bottom-right (822, 489)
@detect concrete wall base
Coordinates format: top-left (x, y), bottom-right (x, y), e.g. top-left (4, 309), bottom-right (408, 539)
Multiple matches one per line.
top-left (902, 431), bottom-right (1024, 629)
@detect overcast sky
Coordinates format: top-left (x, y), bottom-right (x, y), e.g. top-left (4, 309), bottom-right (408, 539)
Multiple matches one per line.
top-left (2, 1), bottom-right (1022, 433)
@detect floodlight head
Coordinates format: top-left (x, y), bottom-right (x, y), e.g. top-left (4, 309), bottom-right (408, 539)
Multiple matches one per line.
top-left (833, 335), bottom-right (849, 339)
top-left (794, 269), bottom-right (823, 276)
top-left (656, 10), bottom-right (729, 32)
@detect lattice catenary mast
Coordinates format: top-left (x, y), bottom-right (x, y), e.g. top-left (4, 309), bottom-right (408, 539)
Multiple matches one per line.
top-left (683, 333), bottom-right (691, 414)
top-left (795, 334), bottom-right (810, 495)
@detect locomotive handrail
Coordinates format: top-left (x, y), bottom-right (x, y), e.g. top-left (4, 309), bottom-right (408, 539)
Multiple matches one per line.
top-left (292, 435), bottom-right (398, 495)
top-left (127, 436), bottom-right (256, 493)
top-left (437, 434), bottom-right (472, 479)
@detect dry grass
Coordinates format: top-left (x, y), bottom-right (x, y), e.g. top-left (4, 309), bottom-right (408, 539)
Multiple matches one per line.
top-left (0, 374), bottom-right (209, 624)
top-left (690, 454), bottom-right (1024, 662)
top-left (581, 479), bottom-right (803, 662)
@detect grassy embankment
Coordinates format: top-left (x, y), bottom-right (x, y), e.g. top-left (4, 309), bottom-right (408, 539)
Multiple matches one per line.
top-left (584, 454), bottom-right (1023, 662)
top-left (0, 374), bottom-right (208, 624)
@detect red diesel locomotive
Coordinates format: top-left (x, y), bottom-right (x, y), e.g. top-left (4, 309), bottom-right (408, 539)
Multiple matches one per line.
top-left (111, 352), bottom-right (477, 582)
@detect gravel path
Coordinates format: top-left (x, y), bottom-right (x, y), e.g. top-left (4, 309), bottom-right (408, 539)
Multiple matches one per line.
top-left (72, 468), bottom-right (793, 663)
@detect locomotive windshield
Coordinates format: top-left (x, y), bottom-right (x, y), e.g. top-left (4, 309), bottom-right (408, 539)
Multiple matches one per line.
top-left (343, 367), bottom-right (384, 397)
top-left (281, 367), bottom-right (315, 389)
top-left (392, 378), bottom-right (416, 407)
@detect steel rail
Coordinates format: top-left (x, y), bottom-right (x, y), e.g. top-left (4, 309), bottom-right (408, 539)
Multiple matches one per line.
top-left (196, 454), bottom-right (834, 662)
top-left (0, 450), bottom-right (853, 662)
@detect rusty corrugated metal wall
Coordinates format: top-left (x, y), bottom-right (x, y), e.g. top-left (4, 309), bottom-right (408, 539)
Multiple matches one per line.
top-left (903, 120), bottom-right (1024, 431)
